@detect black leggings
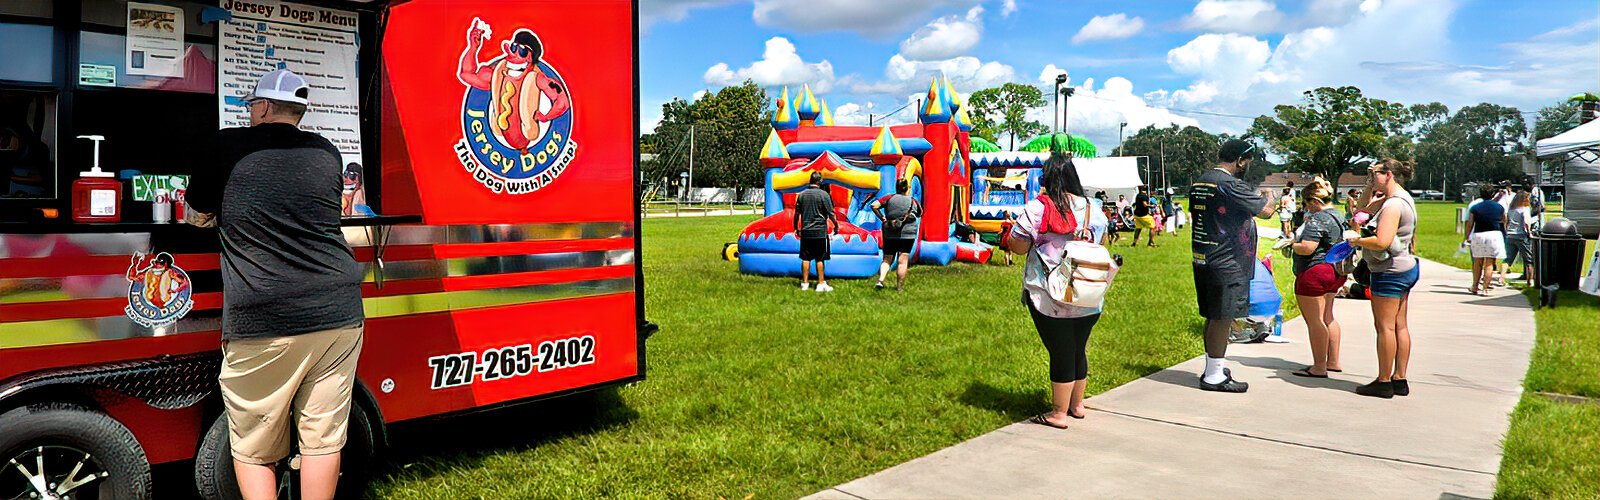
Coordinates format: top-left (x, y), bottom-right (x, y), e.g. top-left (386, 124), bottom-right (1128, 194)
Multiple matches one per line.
top-left (1028, 303), bottom-right (1100, 383)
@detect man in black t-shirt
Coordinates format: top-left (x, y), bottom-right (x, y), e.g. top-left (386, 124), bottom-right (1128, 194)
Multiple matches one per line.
top-left (1130, 187), bottom-right (1157, 247)
top-left (1189, 139), bottom-right (1279, 393)
top-left (186, 69), bottom-right (364, 498)
top-left (793, 172), bottom-right (837, 292)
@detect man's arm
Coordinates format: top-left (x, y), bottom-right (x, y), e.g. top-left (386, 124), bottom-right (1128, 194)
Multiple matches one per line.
top-left (457, 20), bottom-right (493, 89)
top-left (534, 71), bottom-right (571, 120)
top-left (1225, 177), bottom-right (1276, 218)
top-left (792, 197), bottom-right (802, 233)
top-left (185, 135), bottom-right (224, 227)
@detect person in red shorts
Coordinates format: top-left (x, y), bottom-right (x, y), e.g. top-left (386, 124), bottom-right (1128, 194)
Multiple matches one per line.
top-left (1289, 179), bottom-right (1346, 378)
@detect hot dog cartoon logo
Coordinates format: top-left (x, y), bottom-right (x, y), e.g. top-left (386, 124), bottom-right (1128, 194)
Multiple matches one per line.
top-left (454, 17), bottom-right (577, 195)
top-left (124, 252), bottom-right (193, 329)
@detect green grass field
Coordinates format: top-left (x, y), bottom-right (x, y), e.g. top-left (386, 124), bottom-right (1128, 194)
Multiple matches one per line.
top-left (1401, 201), bottom-right (1600, 498)
top-left (366, 216), bottom-right (1295, 498)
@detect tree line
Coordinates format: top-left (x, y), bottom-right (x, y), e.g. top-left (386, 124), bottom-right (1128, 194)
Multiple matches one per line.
top-left (639, 79), bottom-right (1588, 199)
top-left (639, 81), bottom-right (771, 197)
top-left (1119, 86), bottom-right (1581, 196)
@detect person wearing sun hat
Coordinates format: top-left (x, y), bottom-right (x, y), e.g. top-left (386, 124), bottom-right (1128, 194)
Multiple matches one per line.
top-left (186, 68), bottom-right (366, 499)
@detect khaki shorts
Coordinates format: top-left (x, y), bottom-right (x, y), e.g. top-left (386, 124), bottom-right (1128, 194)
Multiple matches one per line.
top-left (219, 323), bottom-right (364, 464)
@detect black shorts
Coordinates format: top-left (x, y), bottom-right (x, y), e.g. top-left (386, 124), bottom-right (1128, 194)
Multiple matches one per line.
top-left (883, 238), bottom-right (914, 256)
top-left (799, 236), bottom-right (831, 261)
top-left (1193, 264), bottom-right (1250, 320)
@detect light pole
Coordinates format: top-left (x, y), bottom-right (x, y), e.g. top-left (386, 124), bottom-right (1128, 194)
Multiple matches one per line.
top-left (1158, 139), bottom-right (1165, 194)
top-left (686, 124), bottom-right (695, 202)
top-left (1053, 73), bottom-right (1067, 133)
top-left (1118, 122), bottom-right (1127, 155)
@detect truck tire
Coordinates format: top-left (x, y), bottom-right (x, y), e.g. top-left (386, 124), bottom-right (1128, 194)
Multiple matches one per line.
top-left (0, 403), bottom-right (153, 500)
top-left (195, 406), bottom-right (376, 500)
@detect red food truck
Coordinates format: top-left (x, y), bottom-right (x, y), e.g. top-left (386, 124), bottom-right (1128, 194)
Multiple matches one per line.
top-left (0, 0), bottom-right (646, 497)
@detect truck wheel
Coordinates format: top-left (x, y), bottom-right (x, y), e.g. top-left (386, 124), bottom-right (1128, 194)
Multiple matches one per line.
top-left (0, 403), bottom-right (153, 500)
top-left (195, 406), bottom-right (376, 500)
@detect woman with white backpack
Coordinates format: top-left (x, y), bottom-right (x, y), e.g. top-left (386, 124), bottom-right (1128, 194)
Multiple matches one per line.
top-left (1000, 152), bottom-right (1119, 429)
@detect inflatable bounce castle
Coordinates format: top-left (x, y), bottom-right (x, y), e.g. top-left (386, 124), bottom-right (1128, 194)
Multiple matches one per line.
top-left (735, 78), bottom-right (993, 277)
top-left (967, 136), bottom-right (1145, 238)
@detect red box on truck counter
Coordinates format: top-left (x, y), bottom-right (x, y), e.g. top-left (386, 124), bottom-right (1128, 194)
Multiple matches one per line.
top-left (0, 1), bottom-right (646, 498)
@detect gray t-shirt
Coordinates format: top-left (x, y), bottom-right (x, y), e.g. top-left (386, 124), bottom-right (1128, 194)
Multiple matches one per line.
top-left (188, 124), bottom-right (365, 341)
top-left (874, 194), bottom-right (921, 240)
top-left (1293, 208), bottom-right (1345, 275)
top-left (1361, 192), bottom-right (1417, 274)
top-left (1507, 207), bottom-right (1531, 236)
top-left (794, 186), bottom-right (834, 238)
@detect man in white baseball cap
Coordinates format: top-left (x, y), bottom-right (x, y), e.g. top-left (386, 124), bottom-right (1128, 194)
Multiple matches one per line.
top-left (244, 68), bottom-right (311, 125)
top-left (187, 66), bottom-right (366, 500)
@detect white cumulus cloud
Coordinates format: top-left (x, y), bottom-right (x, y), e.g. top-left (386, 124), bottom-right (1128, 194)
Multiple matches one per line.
top-left (831, 102), bottom-right (872, 125)
top-left (1001, 0), bottom-right (1018, 17)
top-left (852, 54), bottom-right (1016, 96)
top-left (1180, 0), bottom-right (1285, 34)
top-left (899, 6), bottom-right (986, 60)
top-left (1037, 64), bottom-right (1068, 85)
top-left (1011, 76), bottom-right (1201, 151)
top-left (704, 37), bottom-right (836, 92)
top-left (1165, 33), bottom-right (1272, 105)
top-left (1144, 0), bottom-right (1568, 135)
top-left (1072, 13), bottom-right (1145, 44)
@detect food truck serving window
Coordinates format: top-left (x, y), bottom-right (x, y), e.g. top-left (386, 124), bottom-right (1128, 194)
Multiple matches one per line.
top-left (0, 2), bottom-right (59, 201)
top-left (0, 0), bottom-right (380, 222)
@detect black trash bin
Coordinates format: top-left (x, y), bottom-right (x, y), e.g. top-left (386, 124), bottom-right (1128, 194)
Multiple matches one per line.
top-left (1533, 217), bottom-right (1586, 291)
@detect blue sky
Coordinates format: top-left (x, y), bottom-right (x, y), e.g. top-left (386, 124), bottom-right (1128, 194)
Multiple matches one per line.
top-left (639, 0), bottom-right (1599, 149)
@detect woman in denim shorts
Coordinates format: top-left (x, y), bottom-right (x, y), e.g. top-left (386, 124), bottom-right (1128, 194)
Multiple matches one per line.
top-left (1347, 159), bottom-right (1419, 399)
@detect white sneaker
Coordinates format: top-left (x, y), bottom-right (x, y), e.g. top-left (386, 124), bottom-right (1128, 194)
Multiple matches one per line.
top-left (800, 282), bottom-right (811, 291)
top-left (816, 283), bottom-right (834, 292)
top-left (1262, 335), bottom-right (1291, 344)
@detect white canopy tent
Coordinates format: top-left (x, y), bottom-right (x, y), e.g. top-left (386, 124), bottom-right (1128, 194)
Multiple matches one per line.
top-left (1537, 119), bottom-right (1600, 239)
top-left (1072, 157), bottom-right (1146, 200)
top-left (1536, 119), bottom-right (1600, 158)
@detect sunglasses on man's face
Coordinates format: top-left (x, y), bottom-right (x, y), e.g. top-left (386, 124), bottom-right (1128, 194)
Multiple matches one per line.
top-left (510, 44), bottom-right (533, 57)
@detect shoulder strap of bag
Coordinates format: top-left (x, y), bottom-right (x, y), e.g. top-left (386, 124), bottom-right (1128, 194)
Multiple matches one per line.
top-left (1073, 195), bottom-right (1094, 241)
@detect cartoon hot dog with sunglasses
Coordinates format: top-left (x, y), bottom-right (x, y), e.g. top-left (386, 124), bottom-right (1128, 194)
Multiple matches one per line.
top-left (457, 18), bottom-right (571, 153)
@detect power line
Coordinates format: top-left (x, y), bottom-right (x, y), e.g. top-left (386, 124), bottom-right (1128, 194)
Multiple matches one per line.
top-left (1075, 92), bottom-right (1259, 120)
top-left (1163, 107), bottom-right (1260, 119)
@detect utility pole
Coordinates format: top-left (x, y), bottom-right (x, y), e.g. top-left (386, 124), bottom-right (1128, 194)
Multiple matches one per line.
top-left (1158, 140), bottom-right (1165, 193)
top-left (687, 124), bottom-right (695, 203)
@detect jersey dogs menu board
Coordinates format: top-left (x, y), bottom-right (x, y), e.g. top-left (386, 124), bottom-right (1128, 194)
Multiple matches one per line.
top-left (217, 0), bottom-right (362, 168)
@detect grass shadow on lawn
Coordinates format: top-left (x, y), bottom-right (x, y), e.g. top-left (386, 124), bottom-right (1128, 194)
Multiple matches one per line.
top-left (958, 381), bottom-right (1048, 421)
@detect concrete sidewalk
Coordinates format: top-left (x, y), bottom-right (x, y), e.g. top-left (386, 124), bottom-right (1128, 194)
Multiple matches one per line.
top-left (807, 258), bottom-right (1535, 499)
